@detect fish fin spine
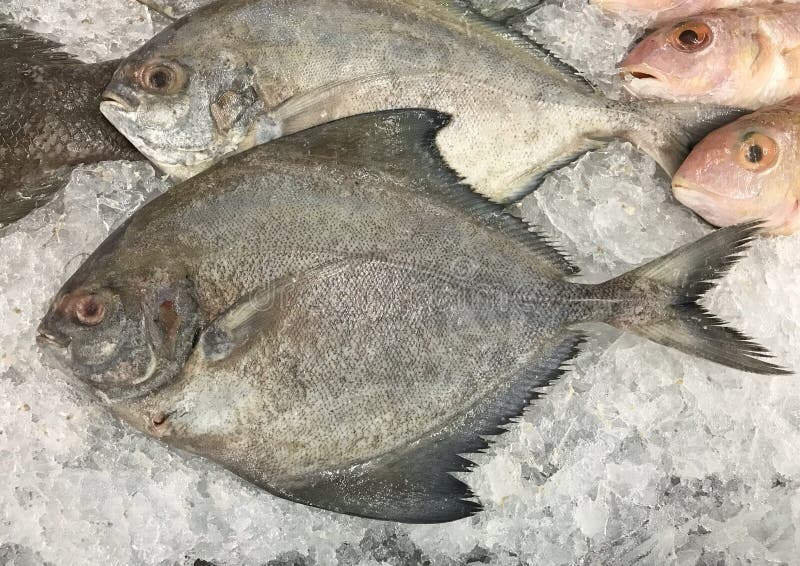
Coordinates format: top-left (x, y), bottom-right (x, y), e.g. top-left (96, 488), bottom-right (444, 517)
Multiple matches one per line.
top-left (282, 331), bottom-right (587, 523)
top-left (437, 0), bottom-right (597, 95)
top-left (0, 21), bottom-right (79, 63)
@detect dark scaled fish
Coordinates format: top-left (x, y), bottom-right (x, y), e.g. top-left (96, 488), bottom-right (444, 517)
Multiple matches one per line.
top-left (0, 23), bottom-right (142, 228)
top-left (38, 110), bottom-right (787, 524)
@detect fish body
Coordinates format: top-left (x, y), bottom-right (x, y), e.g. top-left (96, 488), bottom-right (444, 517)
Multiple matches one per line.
top-left (592, 0), bottom-right (799, 24)
top-left (100, 0), bottom-right (724, 201)
top-left (0, 24), bottom-right (142, 228)
top-left (674, 99), bottom-right (800, 235)
top-left (620, 5), bottom-right (800, 109)
top-left (38, 111), bottom-right (785, 523)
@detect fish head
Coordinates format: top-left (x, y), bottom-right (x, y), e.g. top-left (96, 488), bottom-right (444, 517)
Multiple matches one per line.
top-left (100, 25), bottom-right (280, 181)
top-left (37, 233), bottom-right (203, 399)
top-left (620, 14), bottom-right (751, 104)
top-left (673, 103), bottom-right (800, 235)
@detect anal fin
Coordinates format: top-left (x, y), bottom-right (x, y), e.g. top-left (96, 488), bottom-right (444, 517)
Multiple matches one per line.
top-left (502, 138), bottom-right (608, 203)
top-left (282, 331), bottom-right (587, 523)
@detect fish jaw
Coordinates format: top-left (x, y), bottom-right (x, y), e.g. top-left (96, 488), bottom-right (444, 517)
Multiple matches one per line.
top-left (619, 63), bottom-right (673, 99)
top-left (672, 181), bottom-right (744, 227)
top-left (100, 96), bottom-right (282, 181)
top-left (673, 179), bottom-right (799, 235)
top-left (101, 100), bottom-right (215, 181)
top-left (620, 59), bottom-right (717, 102)
top-left (36, 323), bottom-right (74, 375)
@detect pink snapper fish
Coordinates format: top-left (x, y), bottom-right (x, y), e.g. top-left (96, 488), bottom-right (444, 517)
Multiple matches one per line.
top-left (673, 98), bottom-right (800, 235)
top-left (620, 5), bottom-right (800, 109)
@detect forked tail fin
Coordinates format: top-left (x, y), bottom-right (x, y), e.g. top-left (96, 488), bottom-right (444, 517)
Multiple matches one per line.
top-left (601, 222), bottom-right (790, 375)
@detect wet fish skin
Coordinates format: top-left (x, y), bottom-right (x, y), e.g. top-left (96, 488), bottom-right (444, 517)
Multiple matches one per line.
top-left (99, 0), bottom-right (723, 202)
top-left (0, 24), bottom-right (142, 228)
top-left (674, 99), bottom-right (800, 235)
top-left (38, 111), bottom-right (785, 523)
top-left (620, 5), bottom-right (800, 109)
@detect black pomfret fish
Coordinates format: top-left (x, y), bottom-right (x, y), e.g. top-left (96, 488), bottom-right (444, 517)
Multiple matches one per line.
top-left (39, 110), bottom-right (786, 523)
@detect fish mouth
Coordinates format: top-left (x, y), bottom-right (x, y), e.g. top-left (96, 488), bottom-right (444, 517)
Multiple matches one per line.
top-left (672, 180), bottom-right (713, 205)
top-left (620, 64), bottom-right (665, 85)
top-left (101, 89), bottom-right (140, 113)
top-left (36, 322), bottom-right (71, 348)
top-left (673, 181), bottom-right (747, 228)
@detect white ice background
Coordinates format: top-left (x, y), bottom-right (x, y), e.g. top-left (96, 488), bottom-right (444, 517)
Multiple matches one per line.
top-left (0, 1), bottom-right (798, 564)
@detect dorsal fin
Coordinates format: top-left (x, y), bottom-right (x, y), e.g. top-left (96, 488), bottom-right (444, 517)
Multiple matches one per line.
top-left (472, 2), bottom-right (541, 27)
top-left (280, 109), bottom-right (579, 276)
top-left (0, 22), bottom-right (79, 64)
top-left (421, 0), bottom-right (596, 95)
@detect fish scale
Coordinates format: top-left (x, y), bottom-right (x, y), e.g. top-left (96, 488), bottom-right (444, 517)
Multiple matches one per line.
top-left (39, 110), bottom-right (786, 523)
top-left (0, 23), bottom-right (142, 228)
top-left (100, 0), bottom-right (734, 200)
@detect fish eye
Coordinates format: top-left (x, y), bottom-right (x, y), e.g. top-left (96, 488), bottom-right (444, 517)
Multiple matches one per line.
top-left (138, 62), bottom-right (186, 95)
top-left (71, 294), bottom-right (107, 326)
top-left (669, 22), bottom-right (712, 52)
top-left (737, 133), bottom-right (779, 171)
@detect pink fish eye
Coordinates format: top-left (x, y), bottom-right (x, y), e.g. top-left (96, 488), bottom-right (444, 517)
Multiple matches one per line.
top-left (737, 133), bottom-right (779, 172)
top-left (669, 22), bottom-right (712, 52)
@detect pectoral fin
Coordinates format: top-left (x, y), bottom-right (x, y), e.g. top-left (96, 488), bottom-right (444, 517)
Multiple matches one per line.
top-left (190, 262), bottom-right (351, 365)
top-left (272, 73), bottom-right (396, 136)
top-left (504, 138), bottom-right (608, 202)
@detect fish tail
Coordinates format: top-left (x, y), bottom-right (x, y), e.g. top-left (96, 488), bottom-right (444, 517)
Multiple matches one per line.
top-left (625, 102), bottom-right (745, 176)
top-left (597, 222), bottom-right (789, 375)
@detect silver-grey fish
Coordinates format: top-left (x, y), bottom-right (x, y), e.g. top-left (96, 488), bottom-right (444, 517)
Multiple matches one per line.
top-left (100, 0), bottom-right (731, 202)
top-left (38, 110), bottom-right (786, 524)
top-left (0, 23), bottom-right (142, 228)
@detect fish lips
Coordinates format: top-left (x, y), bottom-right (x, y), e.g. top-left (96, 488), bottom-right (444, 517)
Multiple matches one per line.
top-left (619, 63), bottom-right (668, 95)
top-left (36, 321), bottom-right (75, 374)
top-left (100, 86), bottom-right (141, 114)
top-left (672, 180), bottom-right (751, 228)
top-left (36, 322), bottom-right (71, 348)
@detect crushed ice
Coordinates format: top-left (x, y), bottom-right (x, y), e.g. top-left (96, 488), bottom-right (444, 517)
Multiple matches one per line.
top-left (1, 0), bottom-right (798, 564)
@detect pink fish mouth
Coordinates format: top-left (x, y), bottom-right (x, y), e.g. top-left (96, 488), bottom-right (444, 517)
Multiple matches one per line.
top-left (619, 64), bottom-right (667, 94)
top-left (672, 181), bottom-right (737, 228)
top-left (620, 64), bottom-right (663, 81)
top-left (672, 181), bottom-right (787, 233)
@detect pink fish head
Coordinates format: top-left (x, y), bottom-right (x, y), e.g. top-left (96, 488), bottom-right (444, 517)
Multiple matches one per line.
top-left (620, 13), bottom-right (758, 106)
top-left (673, 102), bottom-right (800, 235)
